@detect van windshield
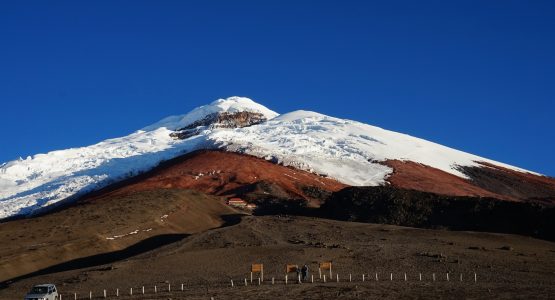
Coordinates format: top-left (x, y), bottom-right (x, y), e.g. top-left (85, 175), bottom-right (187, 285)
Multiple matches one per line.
top-left (31, 287), bottom-right (48, 294)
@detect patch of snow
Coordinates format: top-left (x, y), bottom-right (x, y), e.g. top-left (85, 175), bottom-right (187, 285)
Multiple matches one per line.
top-left (283, 173), bottom-right (299, 180)
top-left (106, 229), bottom-right (140, 240)
top-left (192, 170), bottom-right (221, 180)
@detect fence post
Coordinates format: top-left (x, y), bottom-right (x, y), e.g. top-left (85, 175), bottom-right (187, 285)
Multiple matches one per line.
top-left (419, 273), bottom-right (422, 281)
top-left (272, 277), bottom-right (275, 285)
top-left (155, 285), bottom-right (157, 293)
top-left (231, 279), bottom-right (234, 287)
top-left (285, 275), bottom-right (288, 285)
top-left (74, 293), bottom-right (77, 300)
top-left (245, 278), bottom-right (248, 286)
top-left (404, 273), bottom-right (407, 281)
top-left (103, 289), bottom-right (106, 298)
top-left (433, 273), bottom-right (436, 281)
top-left (319, 268), bottom-right (322, 279)
top-left (116, 288), bottom-right (119, 297)
top-left (250, 272), bottom-right (253, 283)
top-left (474, 273), bottom-right (477, 282)
top-left (460, 274), bottom-right (463, 281)
top-left (336, 274), bottom-right (339, 282)
top-left (258, 277), bottom-right (261, 286)
top-left (323, 274), bottom-right (326, 283)
top-left (390, 273), bottom-right (393, 281)
top-left (89, 291), bottom-right (92, 300)
top-left (181, 283), bottom-right (184, 291)
top-left (142, 286), bottom-right (144, 294)
top-left (447, 273), bottom-right (449, 281)
top-left (349, 274), bottom-right (352, 282)
top-left (130, 287), bottom-right (133, 296)
top-left (168, 283), bottom-right (171, 292)
top-left (311, 274), bottom-right (314, 283)
top-left (375, 273), bottom-right (378, 281)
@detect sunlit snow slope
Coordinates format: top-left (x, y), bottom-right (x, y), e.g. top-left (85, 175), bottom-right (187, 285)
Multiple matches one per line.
top-left (0, 96), bottom-right (538, 219)
top-left (209, 110), bottom-right (536, 186)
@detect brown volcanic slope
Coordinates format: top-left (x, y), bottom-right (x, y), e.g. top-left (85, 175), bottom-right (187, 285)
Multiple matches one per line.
top-left (383, 160), bottom-right (555, 203)
top-left (0, 189), bottom-right (239, 282)
top-left (2, 150), bottom-right (552, 285)
top-left (86, 150), bottom-right (347, 206)
top-left (461, 162), bottom-right (555, 203)
top-left (0, 151), bottom-right (345, 282)
top-left (1, 216), bottom-right (554, 300)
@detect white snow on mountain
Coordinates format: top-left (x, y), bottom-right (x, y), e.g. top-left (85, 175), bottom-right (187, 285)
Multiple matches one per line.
top-left (0, 128), bottom-right (208, 218)
top-left (209, 110), bottom-right (536, 186)
top-left (0, 96), bottom-right (536, 219)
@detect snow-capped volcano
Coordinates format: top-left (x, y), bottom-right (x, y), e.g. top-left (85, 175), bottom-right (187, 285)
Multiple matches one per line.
top-left (0, 96), bottom-right (552, 219)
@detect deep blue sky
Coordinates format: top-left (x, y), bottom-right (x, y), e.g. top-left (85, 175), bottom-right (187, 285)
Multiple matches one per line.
top-left (1, 1), bottom-right (554, 176)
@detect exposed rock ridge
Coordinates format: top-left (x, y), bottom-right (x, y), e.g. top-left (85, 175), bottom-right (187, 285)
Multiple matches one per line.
top-left (170, 111), bottom-right (268, 139)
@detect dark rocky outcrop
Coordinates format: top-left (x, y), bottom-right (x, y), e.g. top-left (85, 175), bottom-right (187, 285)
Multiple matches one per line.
top-left (252, 197), bottom-right (309, 215)
top-left (170, 111), bottom-right (268, 139)
top-left (320, 186), bottom-right (555, 241)
top-left (301, 185), bottom-right (333, 202)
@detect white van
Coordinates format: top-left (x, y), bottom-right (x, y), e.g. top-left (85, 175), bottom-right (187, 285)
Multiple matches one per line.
top-left (24, 284), bottom-right (59, 300)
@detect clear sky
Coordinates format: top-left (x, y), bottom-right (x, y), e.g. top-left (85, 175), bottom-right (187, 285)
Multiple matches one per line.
top-left (1, 1), bottom-right (554, 176)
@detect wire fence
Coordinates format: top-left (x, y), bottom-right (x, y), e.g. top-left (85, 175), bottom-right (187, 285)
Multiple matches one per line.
top-left (57, 271), bottom-right (479, 299)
